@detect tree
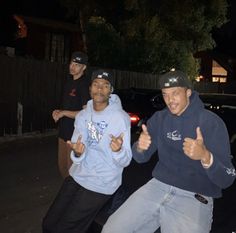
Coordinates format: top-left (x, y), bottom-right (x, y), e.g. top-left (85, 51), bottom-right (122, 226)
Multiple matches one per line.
top-left (59, 0), bottom-right (123, 52)
top-left (60, 0), bottom-right (228, 78)
top-left (122, 0), bottom-right (228, 77)
top-left (86, 16), bottom-right (124, 68)
top-left (59, 0), bottom-right (98, 52)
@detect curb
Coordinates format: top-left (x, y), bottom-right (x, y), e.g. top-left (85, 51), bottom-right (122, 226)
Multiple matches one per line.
top-left (0, 129), bottom-right (57, 144)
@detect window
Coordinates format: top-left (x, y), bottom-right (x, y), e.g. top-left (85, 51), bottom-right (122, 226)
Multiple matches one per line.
top-left (45, 33), bottom-right (70, 64)
top-left (212, 60), bottom-right (227, 83)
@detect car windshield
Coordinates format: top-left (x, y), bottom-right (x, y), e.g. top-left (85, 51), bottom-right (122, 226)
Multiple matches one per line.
top-left (114, 88), bottom-right (165, 113)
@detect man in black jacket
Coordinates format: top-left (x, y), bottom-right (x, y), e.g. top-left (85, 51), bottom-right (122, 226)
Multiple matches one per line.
top-left (52, 51), bottom-right (90, 178)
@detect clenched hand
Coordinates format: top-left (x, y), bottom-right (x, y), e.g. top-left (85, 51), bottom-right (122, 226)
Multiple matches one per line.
top-left (110, 133), bottom-right (124, 152)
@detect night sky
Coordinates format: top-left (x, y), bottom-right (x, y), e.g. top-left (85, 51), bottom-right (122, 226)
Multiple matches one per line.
top-left (1, 0), bottom-right (64, 18)
top-left (212, 0), bottom-right (236, 56)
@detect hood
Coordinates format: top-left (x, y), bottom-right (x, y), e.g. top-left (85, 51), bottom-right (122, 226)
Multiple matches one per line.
top-left (180, 90), bottom-right (205, 118)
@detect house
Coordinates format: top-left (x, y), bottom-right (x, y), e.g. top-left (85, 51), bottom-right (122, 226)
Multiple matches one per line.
top-left (194, 49), bottom-right (236, 93)
top-left (195, 49), bottom-right (236, 82)
top-left (13, 15), bottom-right (85, 63)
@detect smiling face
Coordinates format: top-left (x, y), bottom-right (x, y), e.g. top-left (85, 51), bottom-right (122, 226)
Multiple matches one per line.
top-left (162, 87), bottom-right (192, 116)
top-left (90, 78), bottom-right (112, 111)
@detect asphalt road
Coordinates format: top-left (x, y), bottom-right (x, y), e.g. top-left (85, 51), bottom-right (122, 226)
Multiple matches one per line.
top-left (0, 133), bottom-right (236, 233)
top-left (0, 133), bottom-right (62, 233)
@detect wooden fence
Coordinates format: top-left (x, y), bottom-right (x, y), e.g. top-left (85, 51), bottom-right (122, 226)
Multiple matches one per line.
top-left (0, 55), bottom-right (162, 136)
top-left (0, 55), bottom-right (67, 136)
top-left (0, 54), bottom-right (235, 136)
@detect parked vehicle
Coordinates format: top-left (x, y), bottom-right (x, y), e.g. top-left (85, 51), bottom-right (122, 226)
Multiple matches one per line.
top-left (199, 93), bottom-right (236, 145)
top-left (114, 88), bottom-right (166, 134)
top-left (115, 88), bottom-right (236, 149)
top-left (89, 88), bottom-right (236, 233)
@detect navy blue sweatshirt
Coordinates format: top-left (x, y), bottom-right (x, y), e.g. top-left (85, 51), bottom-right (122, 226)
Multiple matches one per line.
top-left (132, 91), bottom-right (236, 198)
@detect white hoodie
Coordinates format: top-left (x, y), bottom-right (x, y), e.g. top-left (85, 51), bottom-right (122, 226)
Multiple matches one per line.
top-left (69, 94), bottom-right (132, 195)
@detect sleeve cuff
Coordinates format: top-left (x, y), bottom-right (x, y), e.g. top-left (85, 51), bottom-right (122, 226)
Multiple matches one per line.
top-left (201, 153), bottom-right (213, 169)
top-left (70, 151), bottom-right (85, 163)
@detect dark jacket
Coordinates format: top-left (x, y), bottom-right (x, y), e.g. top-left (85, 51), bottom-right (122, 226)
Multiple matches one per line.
top-left (132, 91), bottom-right (236, 198)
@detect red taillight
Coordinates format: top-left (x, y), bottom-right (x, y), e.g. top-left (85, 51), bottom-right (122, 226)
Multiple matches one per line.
top-left (128, 113), bottom-right (140, 125)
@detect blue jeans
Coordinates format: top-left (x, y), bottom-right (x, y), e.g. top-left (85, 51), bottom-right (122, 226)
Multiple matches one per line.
top-left (102, 178), bottom-right (213, 233)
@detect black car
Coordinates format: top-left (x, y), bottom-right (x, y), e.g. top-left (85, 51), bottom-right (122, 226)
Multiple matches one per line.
top-left (199, 93), bottom-right (236, 147)
top-left (114, 88), bottom-right (166, 134)
top-left (115, 88), bottom-right (236, 150)
top-left (88, 88), bottom-right (236, 233)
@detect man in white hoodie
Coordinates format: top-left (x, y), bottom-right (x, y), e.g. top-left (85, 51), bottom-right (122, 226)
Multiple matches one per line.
top-left (42, 69), bottom-right (132, 233)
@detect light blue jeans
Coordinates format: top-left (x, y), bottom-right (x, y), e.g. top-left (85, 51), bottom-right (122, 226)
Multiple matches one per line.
top-left (102, 178), bottom-right (213, 233)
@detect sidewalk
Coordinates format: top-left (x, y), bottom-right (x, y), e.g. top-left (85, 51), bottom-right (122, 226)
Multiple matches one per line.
top-left (0, 130), bottom-right (57, 144)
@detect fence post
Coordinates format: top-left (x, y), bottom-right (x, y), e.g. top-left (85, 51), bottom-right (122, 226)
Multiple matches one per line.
top-left (17, 102), bottom-right (23, 135)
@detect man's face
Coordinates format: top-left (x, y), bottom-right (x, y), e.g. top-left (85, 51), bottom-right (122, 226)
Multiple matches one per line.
top-left (90, 78), bottom-right (112, 104)
top-left (69, 61), bottom-right (86, 77)
top-left (162, 87), bottom-right (191, 116)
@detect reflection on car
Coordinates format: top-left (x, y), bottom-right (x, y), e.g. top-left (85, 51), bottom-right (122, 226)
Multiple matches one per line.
top-left (199, 93), bottom-right (236, 148)
top-left (89, 88), bottom-right (236, 233)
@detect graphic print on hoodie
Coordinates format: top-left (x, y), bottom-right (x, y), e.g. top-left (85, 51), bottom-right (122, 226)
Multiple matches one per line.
top-left (87, 120), bottom-right (108, 146)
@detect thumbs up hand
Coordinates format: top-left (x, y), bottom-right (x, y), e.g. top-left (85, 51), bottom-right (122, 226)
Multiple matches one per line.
top-left (137, 124), bottom-right (152, 152)
top-left (110, 133), bottom-right (124, 152)
top-left (183, 127), bottom-right (211, 162)
top-left (67, 135), bottom-right (85, 156)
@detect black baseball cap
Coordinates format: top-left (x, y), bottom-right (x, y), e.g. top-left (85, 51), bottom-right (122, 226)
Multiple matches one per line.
top-left (71, 51), bottom-right (88, 65)
top-left (91, 69), bottom-right (113, 87)
top-left (158, 70), bottom-right (192, 89)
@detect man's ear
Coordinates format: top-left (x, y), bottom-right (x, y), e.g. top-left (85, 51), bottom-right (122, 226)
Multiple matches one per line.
top-left (187, 89), bottom-right (192, 97)
top-left (110, 86), bottom-right (114, 93)
top-left (82, 65), bottom-right (87, 71)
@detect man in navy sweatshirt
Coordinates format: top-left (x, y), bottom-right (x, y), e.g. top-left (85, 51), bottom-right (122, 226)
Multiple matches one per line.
top-left (102, 70), bottom-right (236, 233)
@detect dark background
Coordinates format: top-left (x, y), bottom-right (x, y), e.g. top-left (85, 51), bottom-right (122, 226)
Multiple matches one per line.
top-left (1, 0), bottom-right (236, 57)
